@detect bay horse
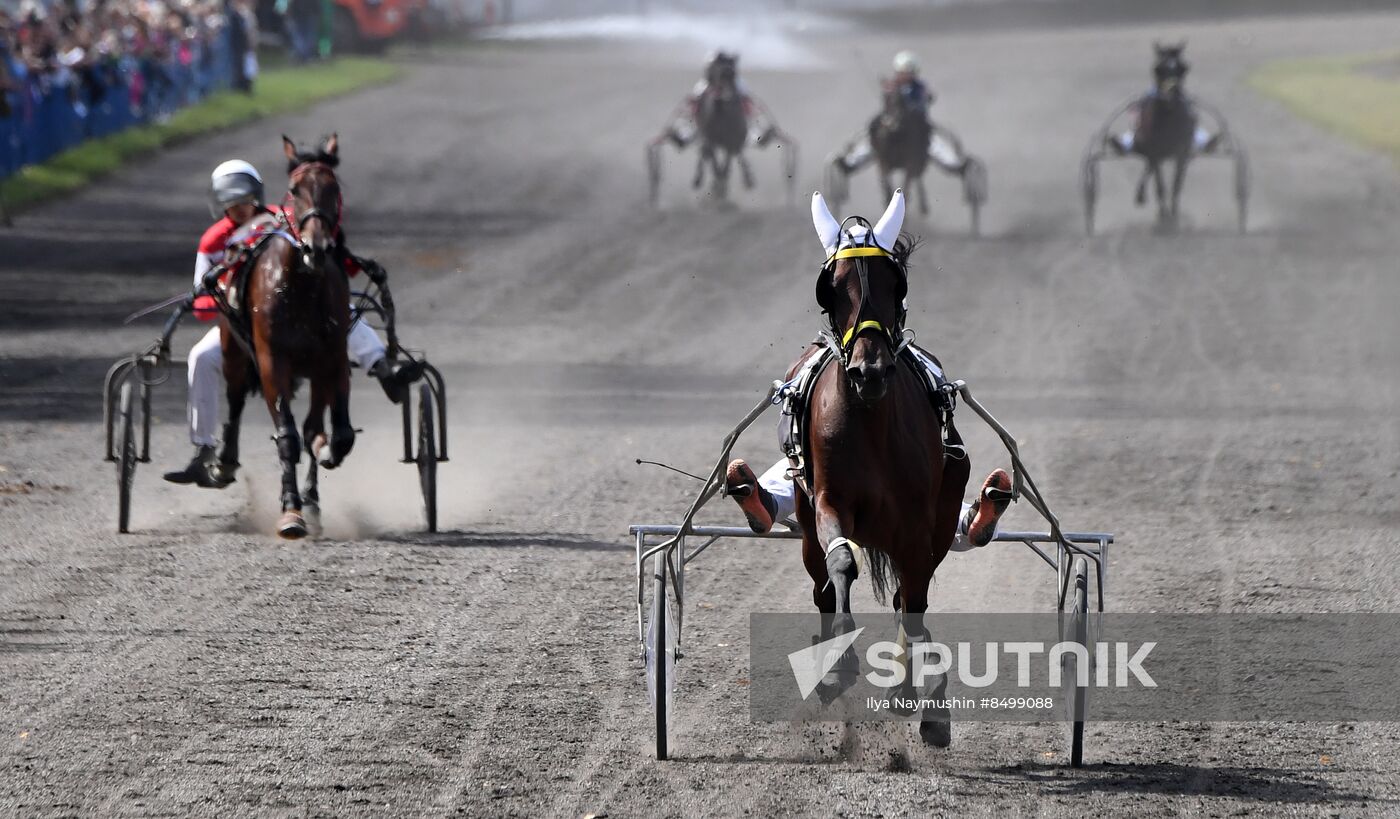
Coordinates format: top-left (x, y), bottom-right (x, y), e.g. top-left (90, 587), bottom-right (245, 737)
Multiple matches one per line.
top-left (797, 189), bottom-right (970, 745)
top-left (869, 86), bottom-right (933, 216)
top-left (1124, 42), bottom-right (1199, 225)
top-left (218, 134), bottom-right (356, 538)
top-left (692, 54), bottom-right (754, 199)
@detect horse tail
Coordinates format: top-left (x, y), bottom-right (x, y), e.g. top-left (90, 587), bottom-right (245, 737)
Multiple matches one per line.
top-left (864, 547), bottom-right (894, 605)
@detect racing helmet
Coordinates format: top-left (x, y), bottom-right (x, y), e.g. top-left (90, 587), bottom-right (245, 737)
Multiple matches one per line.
top-left (209, 159), bottom-right (264, 218)
top-left (892, 50), bottom-right (920, 75)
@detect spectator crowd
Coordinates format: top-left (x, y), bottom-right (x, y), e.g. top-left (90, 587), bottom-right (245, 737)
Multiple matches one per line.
top-left (1, 0), bottom-right (261, 175)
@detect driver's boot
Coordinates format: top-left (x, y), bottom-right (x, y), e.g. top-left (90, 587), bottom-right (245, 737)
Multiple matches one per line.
top-left (368, 357), bottom-right (423, 404)
top-left (725, 459), bottom-right (777, 534)
top-left (162, 445), bottom-right (228, 488)
top-left (963, 468), bottom-right (1014, 547)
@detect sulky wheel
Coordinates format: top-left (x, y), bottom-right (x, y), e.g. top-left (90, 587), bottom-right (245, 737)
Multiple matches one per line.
top-left (646, 554), bottom-right (677, 760)
top-left (962, 156), bottom-right (988, 238)
top-left (782, 141), bottom-right (799, 206)
top-left (1081, 151), bottom-right (1100, 237)
top-left (1061, 555), bottom-right (1091, 767)
top-left (646, 142), bottom-right (663, 207)
top-left (1232, 139), bottom-right (1250, 235)
top-left (416, 382), bottom-right (438, 533)
top-left (824, 157), bottom-right (850, 212)
top-left (116, 381), bottom-right (138, 533)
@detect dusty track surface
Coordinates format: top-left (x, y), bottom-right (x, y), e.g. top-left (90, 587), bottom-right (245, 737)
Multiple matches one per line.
top-left (4, 7), bottom-right (1400, 816)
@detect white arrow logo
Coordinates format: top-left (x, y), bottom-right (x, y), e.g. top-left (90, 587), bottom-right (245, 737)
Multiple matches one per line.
top-left (788, 627), bottom-right (865, 700)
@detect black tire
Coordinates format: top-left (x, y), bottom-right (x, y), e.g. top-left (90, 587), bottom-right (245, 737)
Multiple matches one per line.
top-left (139, 378), bottom-right (153, 462)
top-left (1063, 556), bottom-right (1090, 767)
top-left (962, 157), bottom-right (987, 238)
top-left (417, 382), bottom-right (437, 533)
top-left (1081, 156), bottom-right (1099, 237)
top-left (646, 143), bottom-right (662, 207)
top-left (651, 562), bottom-right (669, 761)
top-left (1233, 145), bottom-right (1250, 235)
top-left (782, 143), bottom-right (798, 206)
top-left (824, 159), bottom-right (849, 211)
top-left (117, 382), bottom-right (137, 534)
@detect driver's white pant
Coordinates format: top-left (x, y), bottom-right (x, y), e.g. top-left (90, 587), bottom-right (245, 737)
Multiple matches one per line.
top-left (840, 133), bottom-right (963, 173)
top-left (757, 459), bottom-right (982, 551)
top-left (1114, 126), bottom-right (1214, 152)
top-left (186, 319), bottom-right (386, 446)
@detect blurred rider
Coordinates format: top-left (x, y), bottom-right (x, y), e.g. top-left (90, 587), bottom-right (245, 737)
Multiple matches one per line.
top-left (666, 50), bottom-right (770, 148)
top-left (1108, 43), bottom-right (1219, 156)
top-left (833, 50), bottom-right (969, 176)
top-left (162, 159), bottom-right (415, 487)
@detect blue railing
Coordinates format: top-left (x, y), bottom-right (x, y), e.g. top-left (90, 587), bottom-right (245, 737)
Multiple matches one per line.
top-left (1, 30), bottom-right (236, 179)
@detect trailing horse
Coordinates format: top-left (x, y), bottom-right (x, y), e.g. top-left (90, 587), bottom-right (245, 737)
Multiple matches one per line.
top-left (869, 86), bottom-right (935, 214)
top-left (795, 189), bottom-right (971, 745)
top-left (1119, 42), bottom-right (1205, 225)
top-left (691, 57), bottom-right (755, 200)
top-left (218, 135), bottom-right (356, 538)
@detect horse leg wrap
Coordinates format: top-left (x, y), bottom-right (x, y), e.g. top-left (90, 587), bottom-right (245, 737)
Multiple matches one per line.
top-left (825, 537), bottom-right (860, 581)
top-left (218, 422), bottom-right (241, 468)
top-left (275, 427), bottom-right (302, 465)
top-left (274, 426), bottom-right (302, 510)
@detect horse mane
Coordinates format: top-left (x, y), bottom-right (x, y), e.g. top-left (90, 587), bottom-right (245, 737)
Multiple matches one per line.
top-left (889, 232), bottom-right (921, 270)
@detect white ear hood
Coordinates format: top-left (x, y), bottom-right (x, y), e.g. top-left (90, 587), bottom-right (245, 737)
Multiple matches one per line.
top-left (811, 191), bottom-right (842, 257)
top-left (873, 188), bottom-right (905, 251)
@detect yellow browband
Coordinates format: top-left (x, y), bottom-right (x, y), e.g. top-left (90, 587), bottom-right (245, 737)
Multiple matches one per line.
top-left (826, 245), bottom-right (895, 347)
top-left (827, 246), bottom-right (891, 263)
top-left (841, 320), bottom-right (889, 347)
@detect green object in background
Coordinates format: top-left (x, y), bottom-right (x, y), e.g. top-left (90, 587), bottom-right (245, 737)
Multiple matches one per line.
top-left (1250, 51), bottom-right (1400, 164)
top-left (1, 57), bottom-right (400, 211)
top-left (320, 0), bottom-right (333, 57)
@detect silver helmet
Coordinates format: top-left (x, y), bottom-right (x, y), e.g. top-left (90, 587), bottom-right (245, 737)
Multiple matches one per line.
top-left (208, 159), bottom-right (264, 218)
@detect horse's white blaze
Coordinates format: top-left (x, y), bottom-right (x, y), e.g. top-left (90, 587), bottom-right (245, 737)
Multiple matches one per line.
top-left (811, 191), bottom-right (842, 256)
top-left (873, 188), bottom-right (905, 251)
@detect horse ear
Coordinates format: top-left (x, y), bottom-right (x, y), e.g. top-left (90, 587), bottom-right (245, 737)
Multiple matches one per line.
top-left (282, 135), bottom-right (298, 162)
top-left (323, 133), bottom-right (338, 157)
top-left (873, 188), bottom-right (905, 251)
top-left (811, 192), bottom-right (841, 256)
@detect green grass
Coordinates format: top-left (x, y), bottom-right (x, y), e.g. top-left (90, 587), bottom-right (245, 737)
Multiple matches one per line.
top-left (1249, 51), bottom-right (1400, 163)
top-left (3, 57), bottom-right (401, 209)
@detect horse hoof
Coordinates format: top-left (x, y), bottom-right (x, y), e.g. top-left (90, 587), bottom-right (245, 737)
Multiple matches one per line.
top-left (919, 718), bottom-right (952, 748)
top-left (277, 511), bottom-right (307, 540)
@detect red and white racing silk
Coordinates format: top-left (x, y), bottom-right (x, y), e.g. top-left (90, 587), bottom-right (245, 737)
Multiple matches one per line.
top-left (191, 206), bottom-right (293, 287)
top-left (191, 206), bottom-right (361, 321)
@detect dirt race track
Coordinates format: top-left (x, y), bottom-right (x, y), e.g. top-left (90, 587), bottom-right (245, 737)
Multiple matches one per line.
top-left (3, 3), bottom-right (1400, 816)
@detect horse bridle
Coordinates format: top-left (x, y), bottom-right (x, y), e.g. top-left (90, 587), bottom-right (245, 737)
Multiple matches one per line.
top-left (818, 216), bottom-right (909, 367)
top-left (283, 161), bottom-right (343, 248)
